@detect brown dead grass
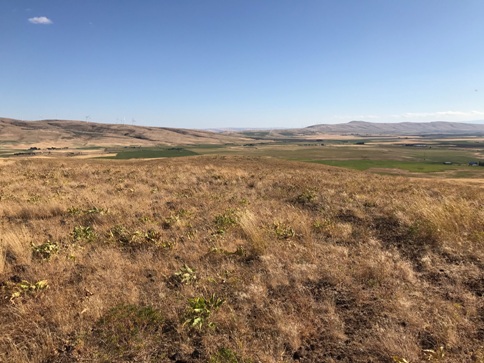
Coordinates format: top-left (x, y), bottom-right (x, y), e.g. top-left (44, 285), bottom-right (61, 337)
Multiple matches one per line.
top-left (0, 156), bottom-right (482, 362)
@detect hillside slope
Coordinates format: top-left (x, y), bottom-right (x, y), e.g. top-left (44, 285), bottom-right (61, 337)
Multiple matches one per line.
top-left (0, 118), bottom-right (248, 148)
top-left (0, 156), bottom-right (482, 362)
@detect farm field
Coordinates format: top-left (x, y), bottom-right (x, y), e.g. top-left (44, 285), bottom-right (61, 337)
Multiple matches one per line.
top-left (2, 135), bottom-right (484, 180)
top-left (191, 137), bottom-right (484, 178)
top-left (104, 147), bottom-right (199, 159)
top-left (0, 156), bottom-right (482, 362)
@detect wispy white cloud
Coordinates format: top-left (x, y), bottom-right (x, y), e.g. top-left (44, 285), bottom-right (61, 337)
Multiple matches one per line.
top-left (28, 16), bottom-right (53, 25)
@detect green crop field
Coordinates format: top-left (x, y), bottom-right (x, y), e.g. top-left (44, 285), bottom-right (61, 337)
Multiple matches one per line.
top-left (106, 148), bottom-right (198, 159)
top-left (2, 134), bottom-right (483, 179)
top-left (184, 142), bottom-right (484, 178)
top-left (99, 141), bottom-right (484, 178)
top-left (310, 159), bottom-right (457, 172)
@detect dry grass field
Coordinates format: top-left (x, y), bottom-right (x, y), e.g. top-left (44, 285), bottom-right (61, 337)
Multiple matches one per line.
top-left (0, 156), bottom-right (482, 362)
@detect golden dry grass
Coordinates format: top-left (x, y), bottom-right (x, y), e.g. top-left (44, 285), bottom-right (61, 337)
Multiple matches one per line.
top-left (0, 156), bottom-right (482, 362)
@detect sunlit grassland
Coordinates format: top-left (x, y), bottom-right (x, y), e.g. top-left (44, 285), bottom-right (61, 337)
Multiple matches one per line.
top-left (0, 156), bottom-right (482, 362)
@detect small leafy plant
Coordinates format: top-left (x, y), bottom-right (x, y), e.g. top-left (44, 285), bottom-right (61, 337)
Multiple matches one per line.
top-left (295, 189), bottom-right (317, 204)
top-left (162, 209), bottom-right (189, 229)
top-left (108, 226), bottom-right (162, 247)
top-left (31, 240), bottom-right (59, 260)
top-left (273, 222), bottom-right (295, 239)
top-left (174, 264), bottom-right (197, 285)
top-left (392, 357), bottom-right (410, 363)
top-left (72, 226), bottom-right (95, 242)
top-left (312, 219), bottom-right (332, 232)
top-left (423, 346), bottom-right (445, 361)
top-left (85, 206), bottom-right (107, 215)
top-left (3, 279), bottom-right (49, 302)
top-left (143, 229), bottom-right (162, 243)
top-left (214, 209), bottom-right (238, 234)
top-left (162, 215), bottom-right (179, 230)
top-left (185, 293), bottom-right (225, 330)
top-left (67, 207), bottom-right (82, 215)
top-left (108, 225), bottom-right (132, 245)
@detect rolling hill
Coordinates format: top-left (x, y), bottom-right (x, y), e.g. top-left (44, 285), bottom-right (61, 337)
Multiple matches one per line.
top-left (2, 118), bottom-right (484, 150)
top-left (0, 118), bottom-right (248, 148)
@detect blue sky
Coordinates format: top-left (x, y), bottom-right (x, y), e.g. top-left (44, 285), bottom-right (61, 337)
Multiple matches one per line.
top-left (1, 0), bottom-right (483, 129)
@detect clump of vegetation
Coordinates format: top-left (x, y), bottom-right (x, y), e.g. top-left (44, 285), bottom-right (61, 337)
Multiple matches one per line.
top-left (72, 225), bottom-right (95, 242)
top-left (108, 225), bottom-right (163, 248)
top-left (273, 221), bottom-right (296, 239)
top-left (214, 209), bottom-right (238, 234)
top-left (294, 189), bottom-right (318, 206)
top-left (174, 264), bottom-right (197, 285)
top-left (31, 240), bottom-right (59, 260)
top-left (185, 293), bottom-right (225, 330)
top-left (67, 206), bottom-right (107, 216)
top-left (2, 279), bottom-right (48, 302)
top-left (161, 215), bottom-right (179, 229)
top-left (392, 357), bottom-right (411, 363)
top-left (423, 346), bottom-right (446, 361)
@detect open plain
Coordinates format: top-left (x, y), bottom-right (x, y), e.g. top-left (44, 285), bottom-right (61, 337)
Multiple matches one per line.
top-left (0, 153), bottom-right (483, 362)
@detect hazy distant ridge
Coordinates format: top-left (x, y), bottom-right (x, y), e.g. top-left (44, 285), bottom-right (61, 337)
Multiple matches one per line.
top-left (304, 120), bottom-right (484, 135)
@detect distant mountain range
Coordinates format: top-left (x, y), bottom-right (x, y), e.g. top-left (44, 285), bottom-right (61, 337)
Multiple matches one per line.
top-left (234, 121), bottom-right (484, 138)
top-left (305, 120), bottom-right (484, 135)
top-left (1, 118), bottom-right (484, 148)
